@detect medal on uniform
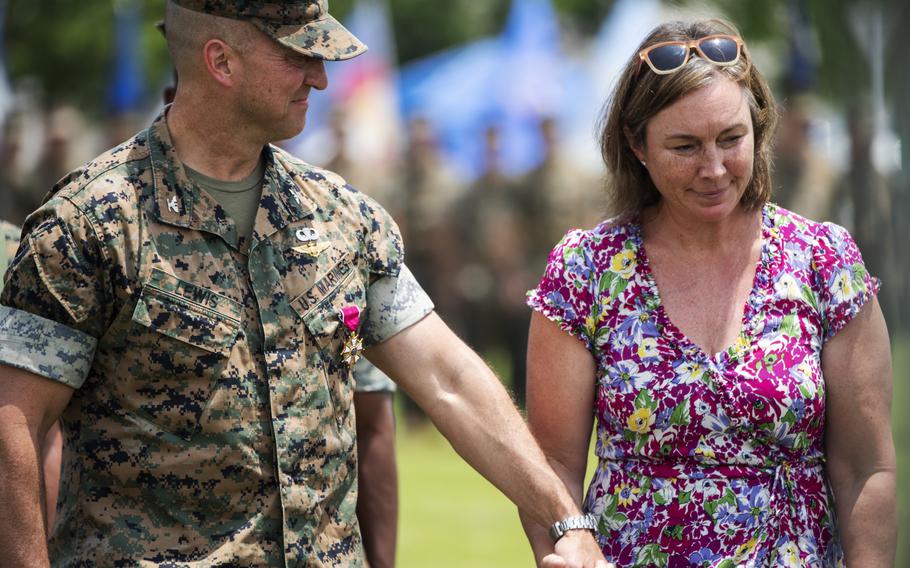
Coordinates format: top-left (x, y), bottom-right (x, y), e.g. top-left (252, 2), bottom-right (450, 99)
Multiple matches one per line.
top-left (292, 227), bottom-right (329, 258)
top-left (292, 241), bottom-right (330, 258)
top-left (339, 305), bottom-right (362, 366)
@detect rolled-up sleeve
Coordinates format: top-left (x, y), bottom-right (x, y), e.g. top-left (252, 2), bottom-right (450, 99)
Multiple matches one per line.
top-left (362, 264), bottom-right (434, 346)
top-left (0, 306), bottom-right (97, 388)
top-left (0, 197), bottom-right (110, 387)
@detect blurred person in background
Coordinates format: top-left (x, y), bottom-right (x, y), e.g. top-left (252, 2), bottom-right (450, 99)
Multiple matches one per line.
top-left (455, 124), bottom-right (509, 350)
top-left (0, 113), bottom-right (27, 223)
top-left (349, 358), bottom-right (399, 568)
top-left (0, 1), bottom-right (609, 566)
top-left (772, 94), bottom-right (838, 222)
top-left (321, 107), bottom-right (403, 222)
top-left (324, 107), bottom-right (356, 177)
top-left (14, 105), bottom-right (81, 225)
top-left (522, 116), bottom-right (605, 277)
top-left (455, 123), bottom-right (529, 400)
top-left (522, 19), bottom-right (895, 567)
top-left (398, 115), bottom-right (463, 326)
top-left (516, 117), bottom-right (605, 403)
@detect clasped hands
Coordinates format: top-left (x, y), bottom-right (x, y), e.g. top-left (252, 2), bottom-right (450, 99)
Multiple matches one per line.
top-left (542, 530), bottom-right (616, 568)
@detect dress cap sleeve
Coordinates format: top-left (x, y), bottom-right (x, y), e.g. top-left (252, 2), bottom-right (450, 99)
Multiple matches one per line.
top-left (527, 228), bottom-right (597, 351)
top-left (814, 222), bottom-right (880, 342)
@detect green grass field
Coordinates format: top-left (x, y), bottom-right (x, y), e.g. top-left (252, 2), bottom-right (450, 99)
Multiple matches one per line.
top-left (395, 335), bottom-right (910, 567)
top-left (396, 426), bottom-right (536, 567)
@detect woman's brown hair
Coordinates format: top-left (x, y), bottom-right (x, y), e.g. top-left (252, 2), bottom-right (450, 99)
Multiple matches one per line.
top-left (598, 19), bottom-right (779, 216)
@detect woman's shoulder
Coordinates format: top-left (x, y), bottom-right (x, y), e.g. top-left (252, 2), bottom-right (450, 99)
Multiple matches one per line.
top-left (768, 203), bottom-right (855, 250)
top-left (557, 213), bottom-right (639, 254)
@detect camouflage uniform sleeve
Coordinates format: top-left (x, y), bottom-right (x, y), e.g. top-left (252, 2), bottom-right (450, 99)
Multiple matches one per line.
top-left (0, 199), bottom-right (111, 388)
top-left (360, 193), bottom-right (404, 280)
top-left (361, 264), bottom-right (434, 347)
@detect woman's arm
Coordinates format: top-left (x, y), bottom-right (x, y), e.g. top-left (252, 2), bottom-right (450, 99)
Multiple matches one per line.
top-left (823, 297), bottom-right (896, 566)
top-left (520, 311), bottom-right (599, 565)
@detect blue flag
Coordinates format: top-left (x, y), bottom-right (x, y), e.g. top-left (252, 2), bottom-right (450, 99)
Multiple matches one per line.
top-left (399, 0), bottom-right (571, 180)
top-left (107, 0), bottom-right (145, 115)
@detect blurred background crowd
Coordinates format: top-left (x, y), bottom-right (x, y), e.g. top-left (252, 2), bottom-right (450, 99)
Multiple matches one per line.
top-left (0, 0), bottom-right (907, 563)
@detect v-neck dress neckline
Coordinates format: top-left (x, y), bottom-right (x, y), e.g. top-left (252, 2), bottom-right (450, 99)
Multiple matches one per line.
top-left (631, 204), bottom-right (775, 368)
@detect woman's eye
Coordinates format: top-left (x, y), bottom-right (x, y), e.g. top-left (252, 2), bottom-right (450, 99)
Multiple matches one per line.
top-left (721, 135), bottom-right (744, 145)
top-left (672, 144), bottom-right (695, 152)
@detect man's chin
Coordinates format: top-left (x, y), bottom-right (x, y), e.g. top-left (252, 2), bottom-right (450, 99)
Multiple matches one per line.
top-left (273, 120), bottom-right (307, 146)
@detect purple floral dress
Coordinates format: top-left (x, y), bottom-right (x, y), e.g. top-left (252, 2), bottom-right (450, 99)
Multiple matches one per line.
top-left (528, 204), bottom-right (879, 567)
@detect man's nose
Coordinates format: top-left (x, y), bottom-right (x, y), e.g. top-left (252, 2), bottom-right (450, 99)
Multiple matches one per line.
top-left (307, 59), bottom-right (328, 90)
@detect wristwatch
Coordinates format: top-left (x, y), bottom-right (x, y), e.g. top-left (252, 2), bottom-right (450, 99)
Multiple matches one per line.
top-left (549, 514), bottom-right (598, 541)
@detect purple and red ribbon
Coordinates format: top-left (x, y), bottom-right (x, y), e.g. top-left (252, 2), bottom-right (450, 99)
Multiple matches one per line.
top-left (339, 305), bottom-right (360, 332)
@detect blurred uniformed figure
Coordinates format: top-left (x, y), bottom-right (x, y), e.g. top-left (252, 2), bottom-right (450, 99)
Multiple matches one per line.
top-left (772, 96), bottom-right (838, 222)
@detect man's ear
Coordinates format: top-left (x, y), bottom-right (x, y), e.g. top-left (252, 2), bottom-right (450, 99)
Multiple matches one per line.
top-left (624, 126), bottom-right (646, 163)
top-left (202, 39), bottom-right (238, 88)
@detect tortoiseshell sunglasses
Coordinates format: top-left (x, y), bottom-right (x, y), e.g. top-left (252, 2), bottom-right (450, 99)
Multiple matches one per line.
top-left (637, 34), bottom-right (745, 75)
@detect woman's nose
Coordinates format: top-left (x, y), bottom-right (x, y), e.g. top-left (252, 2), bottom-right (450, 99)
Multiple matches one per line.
top-left (699, 145), bottom-right (726, 179)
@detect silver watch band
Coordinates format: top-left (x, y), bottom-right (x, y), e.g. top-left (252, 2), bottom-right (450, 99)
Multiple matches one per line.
top-left (548, 513), bottom-right (598, 541)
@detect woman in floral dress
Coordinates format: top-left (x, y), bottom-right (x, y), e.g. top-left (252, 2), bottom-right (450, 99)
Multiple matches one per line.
top-left (520, 19), bottom-right (896, 568)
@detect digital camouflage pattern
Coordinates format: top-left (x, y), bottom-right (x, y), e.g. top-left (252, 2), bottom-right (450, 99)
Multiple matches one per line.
top-left (0, 111), bottom-right (410, 566)
top-left (353, 266), bottom-right (437, 393)
top-left (171, 0), bottom-right (367, 61)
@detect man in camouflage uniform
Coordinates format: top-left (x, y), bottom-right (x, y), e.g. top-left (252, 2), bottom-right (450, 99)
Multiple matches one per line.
top-left (156, 30), bottom-right (400, 566)
top-left (0, 2), bottom-right (609, 567)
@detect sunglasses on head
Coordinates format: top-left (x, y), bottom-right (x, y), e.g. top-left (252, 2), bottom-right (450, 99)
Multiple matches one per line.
top-left (637, 34), bottom-right (745, 75)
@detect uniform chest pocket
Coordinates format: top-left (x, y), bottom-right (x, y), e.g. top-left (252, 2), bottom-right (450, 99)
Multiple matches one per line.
top-left (291, 256), bottom-right (366, 347)
top-left (298, 270), bottom-right (366, 350)
top-left (125, 269), bottom-right (242, 440)
top-left (297, 270), bottom-right (367, 435)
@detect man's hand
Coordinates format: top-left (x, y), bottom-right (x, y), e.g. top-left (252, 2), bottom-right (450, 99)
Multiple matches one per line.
top-left (542, 531), bottom-right (613, 568)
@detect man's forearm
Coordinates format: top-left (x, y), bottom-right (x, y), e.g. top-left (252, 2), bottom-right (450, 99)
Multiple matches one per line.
top-left (0, 415), bottom-right (51, 567)
top-left (366, 313), bottom-right (607, 566)
top-left (416, 347), bottom-right (580, 528)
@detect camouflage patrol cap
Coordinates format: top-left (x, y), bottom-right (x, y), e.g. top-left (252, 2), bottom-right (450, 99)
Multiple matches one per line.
top-left (171, 0), bottom-right (367, 61)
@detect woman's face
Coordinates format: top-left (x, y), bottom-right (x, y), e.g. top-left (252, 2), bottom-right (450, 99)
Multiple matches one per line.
top-left (632, 77), bottom-right (755, 223)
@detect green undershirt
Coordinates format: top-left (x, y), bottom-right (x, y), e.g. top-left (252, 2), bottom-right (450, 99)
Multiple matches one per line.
top-left (185, 160), bottom-right (265, 244)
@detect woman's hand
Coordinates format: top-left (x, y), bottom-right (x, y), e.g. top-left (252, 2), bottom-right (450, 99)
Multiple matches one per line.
top-left (544, 529), bottom-right (616, 567)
